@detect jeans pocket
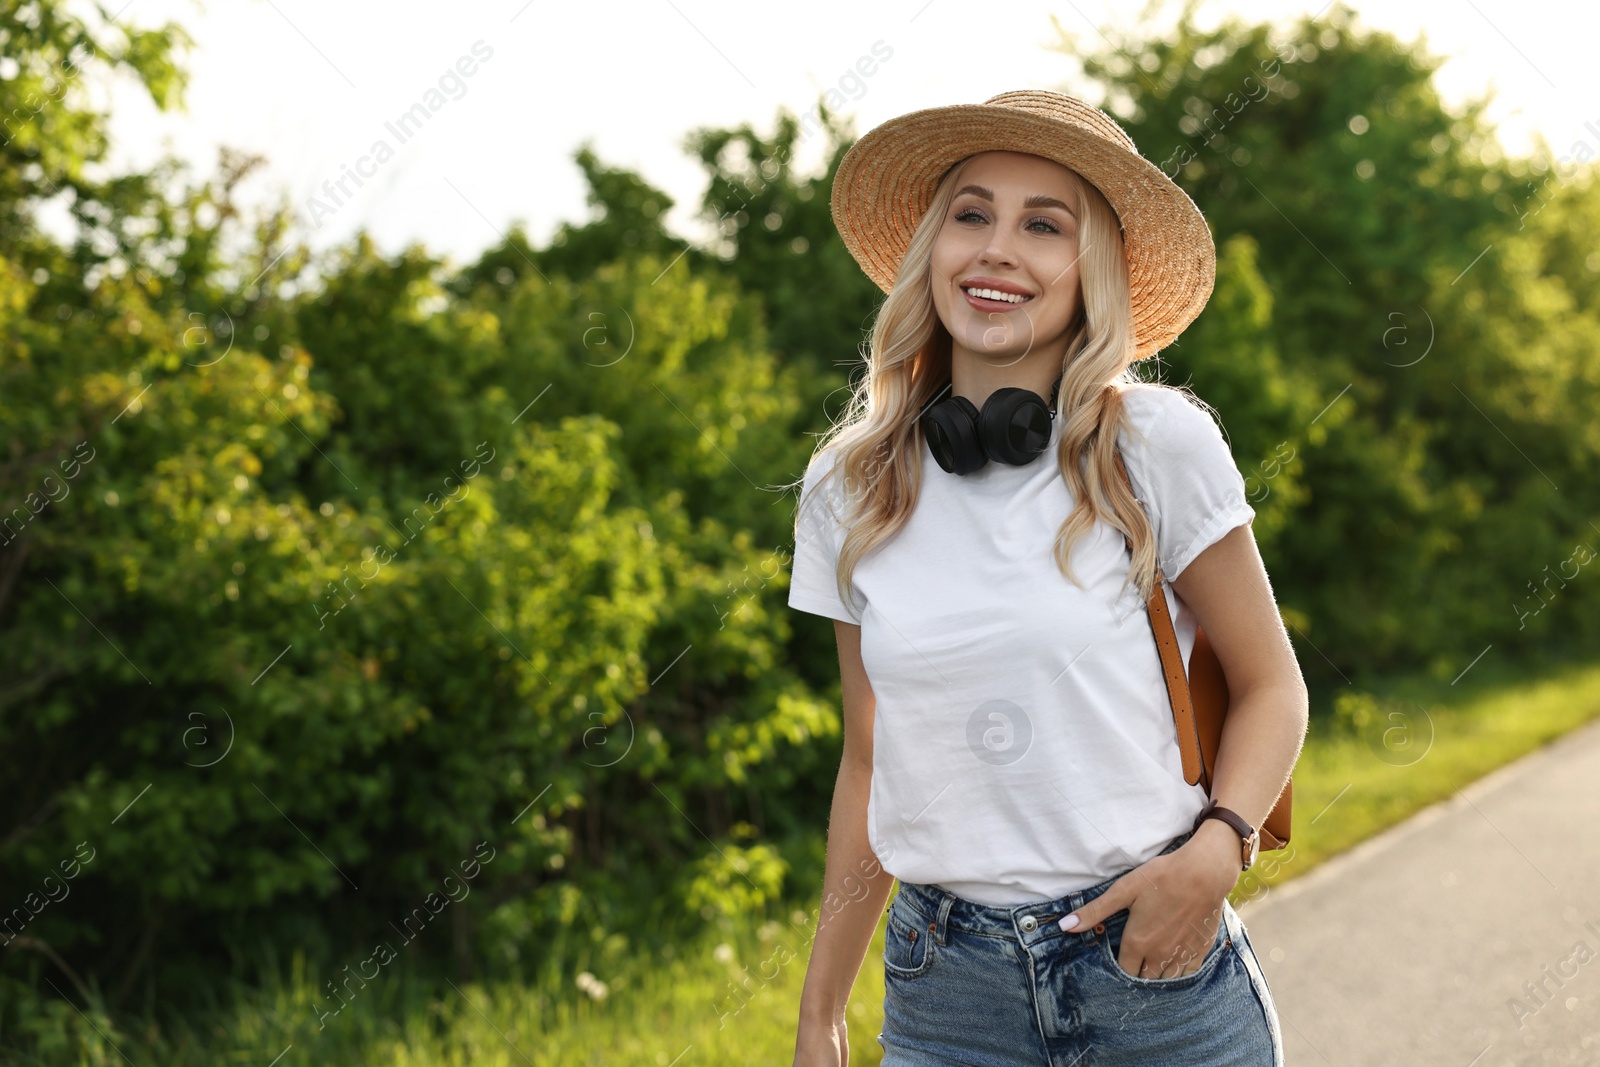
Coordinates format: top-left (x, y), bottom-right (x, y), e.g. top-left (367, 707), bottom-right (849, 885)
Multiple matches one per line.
top-left (883, 894), bottom-right (936, 979)
top-left (1098, 908), bottom-right (1228, 990)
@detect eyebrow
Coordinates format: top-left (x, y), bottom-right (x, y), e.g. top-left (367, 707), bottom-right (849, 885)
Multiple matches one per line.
top-left (955, 183), bottom-right (1077, 218)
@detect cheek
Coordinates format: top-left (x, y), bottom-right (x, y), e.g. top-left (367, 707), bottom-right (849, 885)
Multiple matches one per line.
top-left (929, 248), bottom-right (967, 312)
top-left (1048, 240), bottom-right (1081, 277)
top-left (1055, 280), bottom-right (1082, 315)
top-left (1047, 253), bottom-right (1082, 300)
top-left (1040, 275), bottom-right (1081, 323)
top-left (929, 233), bottom-right (964, 280)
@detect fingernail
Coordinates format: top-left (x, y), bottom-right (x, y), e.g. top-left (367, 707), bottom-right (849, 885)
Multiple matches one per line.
top-left (1059, 913), bottom-right (1079, 931)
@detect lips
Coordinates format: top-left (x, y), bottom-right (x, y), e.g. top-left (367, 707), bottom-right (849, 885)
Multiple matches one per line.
top-left (959, 276), bottom-right (1035, 311)
top-left (961, 285), bottom-right (1034, 310)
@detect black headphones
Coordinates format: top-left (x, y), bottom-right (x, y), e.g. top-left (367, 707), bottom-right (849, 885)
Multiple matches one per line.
top-left (920, 375), bottom-right (1063, 475)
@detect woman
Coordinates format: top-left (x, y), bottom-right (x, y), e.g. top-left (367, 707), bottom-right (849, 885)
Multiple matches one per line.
top-left (786, 90), bottom-right (1307, 1066)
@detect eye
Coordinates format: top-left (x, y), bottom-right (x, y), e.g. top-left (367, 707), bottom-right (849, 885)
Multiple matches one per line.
top-left (954, 207), bottom-right (987, 224)
top-left (1027, 216), bottom-right (1062, 234)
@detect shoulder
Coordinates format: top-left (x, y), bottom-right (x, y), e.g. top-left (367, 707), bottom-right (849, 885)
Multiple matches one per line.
top-left (1116, 383), bottom-right (1233, 457)
top-left (796, 443), bottom-right (854, 533)
top-left (800, 443), bottom-right (846, 502)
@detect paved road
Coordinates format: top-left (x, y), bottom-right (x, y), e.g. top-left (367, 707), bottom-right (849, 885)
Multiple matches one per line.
top-left (1238, 716), bottom-right (1600, 1066)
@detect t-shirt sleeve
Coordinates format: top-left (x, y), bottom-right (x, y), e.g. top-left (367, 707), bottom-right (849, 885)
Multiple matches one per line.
top-left (787, 448), bottom-right (867, 624)
top-left (1117, 386), bottom-right (1256, 582)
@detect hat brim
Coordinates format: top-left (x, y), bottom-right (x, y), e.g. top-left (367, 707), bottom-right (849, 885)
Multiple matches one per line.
top-left (830, 100), bottom-right (1216, 361)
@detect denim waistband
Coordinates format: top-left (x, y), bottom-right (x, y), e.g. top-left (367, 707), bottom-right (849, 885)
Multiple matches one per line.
top-left (891, 828), bottom-right (1197, 950)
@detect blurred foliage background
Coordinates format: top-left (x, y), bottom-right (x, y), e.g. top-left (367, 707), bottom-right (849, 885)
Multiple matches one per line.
top-left (2, 0), bottom-right (1598, 1060)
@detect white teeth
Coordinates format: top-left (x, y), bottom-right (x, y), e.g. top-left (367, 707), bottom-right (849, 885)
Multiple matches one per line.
top-left (964, 286), bottom-right (1031, 304)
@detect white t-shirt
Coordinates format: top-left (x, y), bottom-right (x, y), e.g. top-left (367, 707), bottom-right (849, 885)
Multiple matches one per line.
top-left (787, 383), bottom-right (1256, 906)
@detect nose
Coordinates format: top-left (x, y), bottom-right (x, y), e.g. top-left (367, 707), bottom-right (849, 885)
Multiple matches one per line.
top-left (979, 228), bottom-right (1019, 269)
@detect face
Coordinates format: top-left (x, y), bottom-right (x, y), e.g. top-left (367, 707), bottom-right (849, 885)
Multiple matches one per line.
top-left (928, 151), bottom-right (1085, 371)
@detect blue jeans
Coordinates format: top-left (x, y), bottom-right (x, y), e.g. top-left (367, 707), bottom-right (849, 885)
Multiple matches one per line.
top-left (878, 830), bottom-right (1284, 1066)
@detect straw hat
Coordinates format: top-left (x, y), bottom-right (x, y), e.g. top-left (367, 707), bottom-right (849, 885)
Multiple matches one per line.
top-left (829, 89), bottom-right (1216, 361)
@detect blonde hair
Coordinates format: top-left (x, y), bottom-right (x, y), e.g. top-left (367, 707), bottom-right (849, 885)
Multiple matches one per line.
top-left (795, 152), bottom-right (1170, 611)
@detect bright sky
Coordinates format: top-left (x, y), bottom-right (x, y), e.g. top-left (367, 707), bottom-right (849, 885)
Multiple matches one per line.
top-left (77, 0), bottom-right (1600, 271)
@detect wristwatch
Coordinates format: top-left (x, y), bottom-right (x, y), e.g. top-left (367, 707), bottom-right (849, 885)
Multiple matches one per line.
top-left (1193, 802), bottom-right (1259, 871)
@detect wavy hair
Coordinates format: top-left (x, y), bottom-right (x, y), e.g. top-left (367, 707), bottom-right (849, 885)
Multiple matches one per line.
top-left (795, 152), bottom-right (1172, 611)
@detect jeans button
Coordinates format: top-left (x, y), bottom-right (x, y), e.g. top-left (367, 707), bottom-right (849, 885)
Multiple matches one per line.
top-left (1020, 915), bottom-right (1038, 933)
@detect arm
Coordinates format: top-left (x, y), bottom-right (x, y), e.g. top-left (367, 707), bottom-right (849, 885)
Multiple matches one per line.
top-left (1060, 522), bottom-right (1308, 977)
top-left (794, 619), bottom-right (896, 1065)
top-left (1170, 523), bottom-right (1309, 847)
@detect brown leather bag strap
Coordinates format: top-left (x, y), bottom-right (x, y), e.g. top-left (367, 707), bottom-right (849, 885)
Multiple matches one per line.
top-left (1111, 450), bottom-right (1211, 791)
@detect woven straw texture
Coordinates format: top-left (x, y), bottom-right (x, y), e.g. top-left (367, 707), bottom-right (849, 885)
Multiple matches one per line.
top-left (830, 90), bottom-right (1216, 361)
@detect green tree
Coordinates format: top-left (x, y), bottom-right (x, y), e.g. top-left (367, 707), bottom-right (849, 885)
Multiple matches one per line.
top-left (2, 1), bottom-right (839, 1038)
top-left (682, 105), bottom-right (886, 426)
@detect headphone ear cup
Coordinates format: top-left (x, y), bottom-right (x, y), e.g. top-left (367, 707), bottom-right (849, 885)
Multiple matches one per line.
top-left (921, 395), bottom-right (986, 474)
top-left (979, 388), bottom-right (1054, 466)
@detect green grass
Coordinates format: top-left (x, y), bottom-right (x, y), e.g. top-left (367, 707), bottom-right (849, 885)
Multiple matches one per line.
top-left (1231, 657), bottom-right (1600, 905)
top-left (20, 659), bottom-right (1600, 1066)
top-left (9, 908), bottom-right (895, 1065)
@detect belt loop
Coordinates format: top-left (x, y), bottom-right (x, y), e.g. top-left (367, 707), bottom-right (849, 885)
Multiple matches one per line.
top-left (1064, 885), bottom-right (1086, 923)
top-left (933, 889), bottom-right (955, 945)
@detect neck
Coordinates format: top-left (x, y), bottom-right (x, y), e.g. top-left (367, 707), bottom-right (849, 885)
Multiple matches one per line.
top-left (949, 354), bottom-right (1065, 416)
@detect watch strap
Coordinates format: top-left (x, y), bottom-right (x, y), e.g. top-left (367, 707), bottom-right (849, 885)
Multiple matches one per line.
top-left (1193, 802), bottom-right (1255, 842)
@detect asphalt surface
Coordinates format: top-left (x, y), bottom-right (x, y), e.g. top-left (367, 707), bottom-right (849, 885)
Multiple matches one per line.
top-left (1237, 716), bottom-right (1600, 1066)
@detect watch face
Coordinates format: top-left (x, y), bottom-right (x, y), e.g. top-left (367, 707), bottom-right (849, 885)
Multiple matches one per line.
top-left (1244, 833), bottom-right (1260, 870)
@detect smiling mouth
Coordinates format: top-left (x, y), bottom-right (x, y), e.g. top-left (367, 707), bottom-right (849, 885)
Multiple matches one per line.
top-left (961, 286), bottom-right (1034, 306)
